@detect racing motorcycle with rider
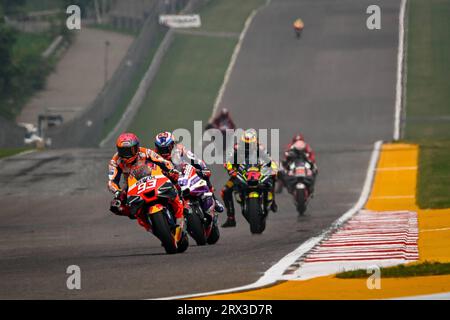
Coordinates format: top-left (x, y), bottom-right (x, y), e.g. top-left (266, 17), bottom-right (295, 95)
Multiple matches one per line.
top-left (278, 134), bottom-right (318, 214)
top-left (205, 108), bottom-right (237, 151)
top-left (108, 133), bottom-right (189, 253)
top-left (221, 129), bottom-right (279, 230)
top-left (154, 131), bottom-right (223, 245)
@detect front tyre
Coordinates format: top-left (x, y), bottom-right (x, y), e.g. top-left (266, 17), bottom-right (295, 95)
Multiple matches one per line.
top-left (186, 207), bottom-right (207, 246)
top-left (296, 189), bottom-right (306, 215)
top-left (248, 197), bottom-right (266, 234)
top-left (151, 211), bottom-right (177, 254)
top-left (207, 223), bottom-right (220, 244)
top-left (177, 233), bottom-right (189, 253)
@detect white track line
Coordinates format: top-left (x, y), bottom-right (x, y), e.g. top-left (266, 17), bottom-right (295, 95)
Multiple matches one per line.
top-left (208, 0), bottom-right (271, 122)
top-left (376, 166), bottom-right (416, 171)
top-left (156, 140), bottom-right (382, 300)
top-left (394, 0), bottom-right (408, 140)
top-left (420, 227), bottom-right (450, 233)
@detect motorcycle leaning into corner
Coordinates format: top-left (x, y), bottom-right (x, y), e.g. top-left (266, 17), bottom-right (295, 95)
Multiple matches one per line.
top-left (178, 163), bottom-right (220, 246)
top-left (110, 163), bottom-right (189, 254)
top-left (293, 18), bottom-right (304, 39)
top-left (232, 162), bottom-right (275, 234)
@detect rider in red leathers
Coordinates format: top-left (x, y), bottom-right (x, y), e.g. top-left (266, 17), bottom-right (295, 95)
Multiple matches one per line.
top-left (206, 108), bottom-right (236, 131)
top-left (108, 133), bottom-right (184, 231)
top-left (278, 134), bottom-right (318, 194)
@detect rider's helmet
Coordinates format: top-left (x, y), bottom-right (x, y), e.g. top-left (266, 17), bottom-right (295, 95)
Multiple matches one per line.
top-left (116, 133), bottom-right (140, 165)
top-left (220, 108), bottom-right (229, 117)
top-left (241, 129), bottom-right (258, 145)
top-left (155, 131), bottom-right (175, 160)
top-left (292, 133), bottom-right (304, 143)
top-left (292, 140), bottom-right (306, 152)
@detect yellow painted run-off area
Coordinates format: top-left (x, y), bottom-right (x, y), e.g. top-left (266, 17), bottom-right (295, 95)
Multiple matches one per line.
top-left (193, 144), bottom-right (450, 299)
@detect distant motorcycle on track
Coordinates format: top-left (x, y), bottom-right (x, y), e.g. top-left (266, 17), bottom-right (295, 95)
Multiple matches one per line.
top-left (281, 156), bottom-right (315, 215)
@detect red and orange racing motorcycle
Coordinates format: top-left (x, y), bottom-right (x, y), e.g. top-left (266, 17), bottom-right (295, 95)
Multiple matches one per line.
top-left (115, 163), bottom-right (189, 254)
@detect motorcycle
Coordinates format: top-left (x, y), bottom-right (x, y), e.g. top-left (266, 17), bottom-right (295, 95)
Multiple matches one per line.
top-left (178, 164), bottom-right (220, 246)
top-left (205, 120), bottom-right (235, 151)
top-left (233, 163), bottom-right (274, 234)
top-left (282, 157), bottom-right (315, 215)
top-left (118, 163), bottom-right (189, 254)
top-left (294, 27), bottom-right (303, 39)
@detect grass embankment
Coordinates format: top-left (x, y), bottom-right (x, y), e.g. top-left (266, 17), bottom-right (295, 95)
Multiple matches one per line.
top-left (127, 0), bottom-right (266, 144)
top-left (101, 29), bottom-right (166, 139)
top-left (404, 0), bottom-right (450, 208)
top-left (336, 261), bottom-right (450, 278)
top-left (0, 147), bottom-right (32, 159)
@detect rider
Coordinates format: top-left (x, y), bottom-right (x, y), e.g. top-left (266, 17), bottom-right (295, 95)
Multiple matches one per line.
top-left (221, 129), bottom-right (279, 228)
top-left (283, 134), bottom-right (317, 169)
top-left (154, 131), bottom-right (224, 213)
top-left (108, 132), bottom-right (185, 231)
top-left (279, 133), bottom-right (318, 193)
top-left (207, 108), bottom-right (236, 130)
top-left (293, 18), bottom-right (304, 31)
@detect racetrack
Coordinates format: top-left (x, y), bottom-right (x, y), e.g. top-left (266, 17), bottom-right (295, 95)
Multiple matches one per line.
top-left (0, 0), bottom-right (400, 299)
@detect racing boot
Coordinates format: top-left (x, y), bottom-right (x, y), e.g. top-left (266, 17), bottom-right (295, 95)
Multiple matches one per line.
top-left (269, 191), bottom-right (278, 213)
top-left (221, 189), bottom-right (236, 228)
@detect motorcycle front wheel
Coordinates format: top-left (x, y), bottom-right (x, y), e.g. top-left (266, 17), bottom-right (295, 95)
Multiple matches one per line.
top-left (247, 197), bottom-right (266, 234)
top-left (295, 189), bottom-right (306, 215)
top-left (186, 206), bottom-right (207, 246)
top-left (151, 211), bottom-right (178, 254)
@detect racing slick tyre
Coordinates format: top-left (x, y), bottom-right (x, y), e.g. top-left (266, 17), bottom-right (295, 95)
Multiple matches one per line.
top-left (206, 223), bottom-right (220, 245)
top-left (186, 207), bottom-right (207, 246)
top-left (248, 198), bottom-right (265, 234)
top-left (296, 189), bottom-right (306, 215)
top-left (151, 211), bottom-right (178, 254)
top-left (177, 233), bottom-right (189, 253)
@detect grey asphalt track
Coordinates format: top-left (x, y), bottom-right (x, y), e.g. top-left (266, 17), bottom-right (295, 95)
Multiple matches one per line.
top-left (0, 0), bottom-right (400, 299)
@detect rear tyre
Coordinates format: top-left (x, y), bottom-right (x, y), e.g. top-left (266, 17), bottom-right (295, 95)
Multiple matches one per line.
top-left (296, 189), bottom-right (306, 215)
top-left (248, 198), bottom-right (265, 234)
top-left (186, 208), bottom-right (207, 246)
top-left (207, 224), bottom-right (220, 245)
top-left (151, 211), bottom-right (177, 254)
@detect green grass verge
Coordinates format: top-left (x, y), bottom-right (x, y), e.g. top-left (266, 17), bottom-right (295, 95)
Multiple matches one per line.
top-left (0, 147), bottom-right (33, 159)
top-left (90, 23), bottom-right (139, 38)
top-left (128, 33), bottom-right (236, 143)
top-left (199, 0), bottom-right (266, 33)
top-left (404, 0), bottom-right (450, 208)
top-left (12, 32), bottom-right (53, 59)
top-left (101, 29), bottom-right (166, 139)
top-left (126, 0), bottom-right (266, 144)
top-left (417, 141), bottom-right (450, 208)
top-left (336, 262), bottom-right (450, 279)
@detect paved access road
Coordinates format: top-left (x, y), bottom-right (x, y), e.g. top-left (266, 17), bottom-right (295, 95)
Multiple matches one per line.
top-left (0, 0), bottom-right (400, 299)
